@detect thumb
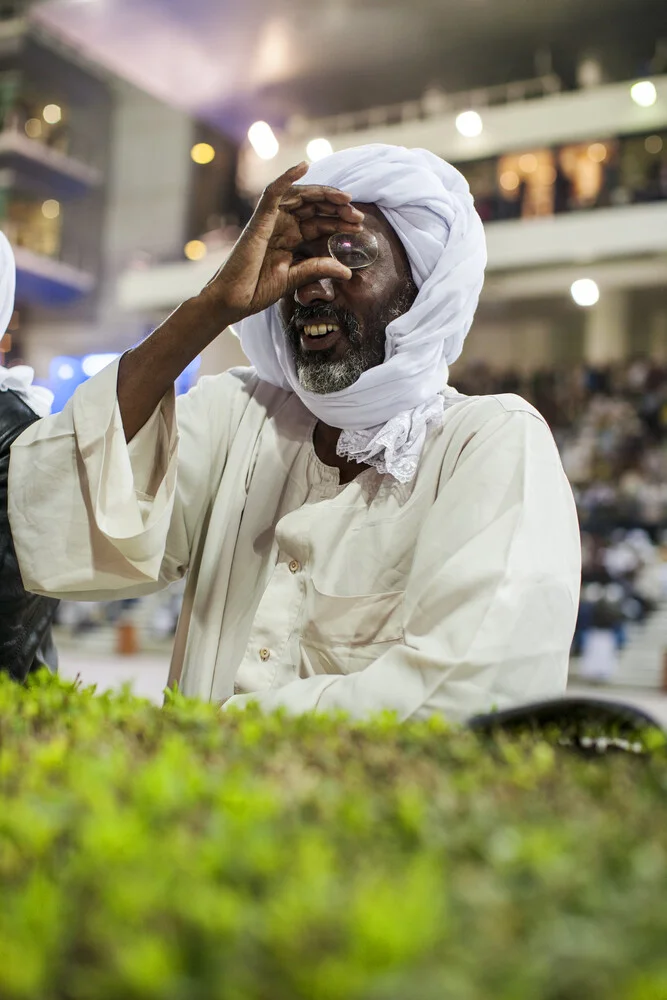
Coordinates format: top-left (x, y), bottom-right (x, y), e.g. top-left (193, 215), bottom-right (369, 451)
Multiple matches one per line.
top-left (285, 258), bottom-right (352, 296)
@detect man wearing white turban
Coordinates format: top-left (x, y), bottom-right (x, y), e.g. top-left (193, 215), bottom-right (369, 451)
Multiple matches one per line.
top-left (9, 146), bottom-right (581, 721)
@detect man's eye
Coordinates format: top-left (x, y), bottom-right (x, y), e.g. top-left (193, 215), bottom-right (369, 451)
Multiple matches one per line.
top-left (336, 250), bottom-right (370, 267)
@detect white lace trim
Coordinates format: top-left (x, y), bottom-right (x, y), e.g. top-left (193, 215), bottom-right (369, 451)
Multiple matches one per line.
top-left (337, 394), bottom-right (446, 484)
top-left (0, 366), bottom-right (53, 417)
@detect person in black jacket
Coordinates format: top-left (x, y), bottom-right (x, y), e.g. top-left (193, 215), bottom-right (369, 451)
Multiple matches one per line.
top-left (0, 231), bottom-right (59, 681)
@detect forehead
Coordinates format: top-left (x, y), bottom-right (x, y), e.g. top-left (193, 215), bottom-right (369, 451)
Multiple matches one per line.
top-left (353, 202), bottom-right (412, 279)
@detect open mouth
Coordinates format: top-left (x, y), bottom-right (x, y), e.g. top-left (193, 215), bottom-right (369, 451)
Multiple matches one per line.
top-left (301, 322), bottom-right (340, 338)
top-left (298, 319), bottom-right (344, 352)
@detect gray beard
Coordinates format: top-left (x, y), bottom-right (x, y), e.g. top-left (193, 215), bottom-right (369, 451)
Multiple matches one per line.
top-left (295, 347), bottom-right (368, 394)
top-left (286, 282), bottom-right (418, 396)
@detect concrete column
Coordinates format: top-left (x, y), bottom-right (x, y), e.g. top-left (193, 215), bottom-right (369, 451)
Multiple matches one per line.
top-left (96, 81), bottom-right (194, 342)
top-left (649, 309), bottom-right (667, 363)
top-left (583, 289), bottom-right (629, 365)
top-left (516, 320), bottom-right (554, 372)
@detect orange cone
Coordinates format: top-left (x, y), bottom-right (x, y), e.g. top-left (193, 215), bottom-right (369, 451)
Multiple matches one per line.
top-left (116, 620), bottom-right (139, 656)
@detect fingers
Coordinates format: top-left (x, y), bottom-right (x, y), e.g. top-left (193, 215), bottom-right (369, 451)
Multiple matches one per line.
top-left (257, 163), bottom-right (309, 213)
top-left (291, 201), bottom-right (339, 218)
top-left (252, 168), bottom-right (362, 244)
top-left (299, 217), bottom-right (363, 242)
top-left (276, 178), bottom-right (364, 250)
top-left (280, 183), bottom-right (362, 213)
top-left (290, 184), bottom-right (354, 205)
top-left (260, 172), bottom-right (350, 214)
top-left (293, 202), bottom-right (364, 223)
top-left (285, 257), bottom-right (352, 295)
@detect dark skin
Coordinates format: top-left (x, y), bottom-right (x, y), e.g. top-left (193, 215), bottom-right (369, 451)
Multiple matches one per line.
top-left (281, 204), bottom-right (415, 482)
top-left (115, 164), bottom-right (414, 484)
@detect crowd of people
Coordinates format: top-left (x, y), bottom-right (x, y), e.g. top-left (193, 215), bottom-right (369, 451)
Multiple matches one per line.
top-left (466, 131), bottom-right (667, 224)
top-left (454, 359), bottom-right (667, 680)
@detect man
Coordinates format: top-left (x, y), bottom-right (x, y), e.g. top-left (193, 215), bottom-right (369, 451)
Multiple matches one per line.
top-left (0, 232), bottom-right (59, 680)
top-left (9, 145), bottom-right (581, 721)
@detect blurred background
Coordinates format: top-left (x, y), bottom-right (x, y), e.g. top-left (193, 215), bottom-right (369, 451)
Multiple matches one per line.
top-left (2, 0), bottom-right (667, 709)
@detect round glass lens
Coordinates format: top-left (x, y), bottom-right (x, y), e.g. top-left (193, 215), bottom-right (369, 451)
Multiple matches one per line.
top-left (328, 232), bottom-right (379, 269)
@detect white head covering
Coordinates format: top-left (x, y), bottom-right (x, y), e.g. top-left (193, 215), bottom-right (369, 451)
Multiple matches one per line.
top-left (0, 230), bottom-right (15, 338)
top-left (0, 232), bottom-right (53, 417)
top-left (235, 144), bottom-right (486, 482)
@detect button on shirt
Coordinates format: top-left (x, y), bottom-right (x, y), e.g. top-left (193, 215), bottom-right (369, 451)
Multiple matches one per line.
top-left (8, 361), bottom-right (581, 723)
top-left (234, 448), bottom-right (361, 698)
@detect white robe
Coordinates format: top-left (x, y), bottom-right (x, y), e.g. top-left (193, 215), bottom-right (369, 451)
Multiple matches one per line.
top-left (9, 359), bottom-right (581, 722)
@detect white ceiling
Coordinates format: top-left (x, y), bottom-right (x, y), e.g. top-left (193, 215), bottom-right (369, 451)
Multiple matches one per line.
top-left (31, 0), bottom-right (664, 137)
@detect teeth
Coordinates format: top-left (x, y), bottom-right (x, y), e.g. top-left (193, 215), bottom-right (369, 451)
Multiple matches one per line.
top-left (303, 323), bottom-right (340, 337)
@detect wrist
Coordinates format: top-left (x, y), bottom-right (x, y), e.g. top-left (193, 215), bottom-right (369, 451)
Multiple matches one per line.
top-left (192, 287), bottom-right (245, 332)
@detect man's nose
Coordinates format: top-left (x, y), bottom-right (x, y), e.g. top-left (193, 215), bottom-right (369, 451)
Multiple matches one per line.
top-left (294, 277), bottom-right (336, 306)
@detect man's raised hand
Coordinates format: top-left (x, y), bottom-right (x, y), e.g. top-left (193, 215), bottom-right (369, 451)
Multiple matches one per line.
top-left (201, 162), bottom-right (364, 324)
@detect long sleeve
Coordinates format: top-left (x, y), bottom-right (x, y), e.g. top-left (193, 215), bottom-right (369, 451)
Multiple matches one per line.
top-left (224, 407), bottom-right (581, 723)
top-left (9, 359), bottom-right (254, 601)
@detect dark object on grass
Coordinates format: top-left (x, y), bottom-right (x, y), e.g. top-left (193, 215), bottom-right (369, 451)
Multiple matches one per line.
top-left (469, 695), bottom-right (664, 754)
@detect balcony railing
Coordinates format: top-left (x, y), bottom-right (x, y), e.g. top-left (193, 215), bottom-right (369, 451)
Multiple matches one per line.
top-left (240, 76), bottom-right (667, 195)
top-left (286, 74), bottom-right (564, 141)
top-left (1, 216), bottom-right (93, 271)
top-left (116, 199), bottom-right (667, 314)
top-left (0, 121), bottom-right (102, 195)
top-left (2, 219), bottom-right (95, 304)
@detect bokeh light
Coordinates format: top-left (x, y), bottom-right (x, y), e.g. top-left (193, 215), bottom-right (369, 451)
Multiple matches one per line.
top-left (519, 153), bottom-right (538, 173)
top-left (645, 135), bottom-right (664, 154)
top-left (456, 110), bottom-right (483, 138)
top-left (587, 143), bottom-right (608, 163)
top-left (43, 104), bottom-right (62, 124)
top-left (500, 170), bottom-right (520, 192)
top-left (630, 81), bottom-right (657, 107)
top-left (306, 138), bottom-right (333, 162)
top-left (184, 240), bottom-right (207, 261)
top-left (191, 143), bottom-right (215, 165)
top-left (24, 118), bottom-right (42, 138)
top-left (571, 278), bottom-right (600, 307)
top-left (41, 199), bottom-right (60, 219)
top-left (248, 121), bottom-right (279, 160)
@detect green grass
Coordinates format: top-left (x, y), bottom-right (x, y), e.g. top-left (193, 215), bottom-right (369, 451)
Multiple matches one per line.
top-left (1, 671), bottom-right (667, 1000)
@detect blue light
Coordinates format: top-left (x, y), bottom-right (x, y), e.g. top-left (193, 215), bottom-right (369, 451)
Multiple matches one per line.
top-left (175, 355), bottom-right (201, 396)
top-left (49, 356), bottom-right (85, 412)
top-left (48, 351), bottom-right (202, 413)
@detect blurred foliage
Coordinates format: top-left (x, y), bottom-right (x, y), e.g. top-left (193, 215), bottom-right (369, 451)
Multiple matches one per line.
top-left (1, 672), bottom-right (667, 1000)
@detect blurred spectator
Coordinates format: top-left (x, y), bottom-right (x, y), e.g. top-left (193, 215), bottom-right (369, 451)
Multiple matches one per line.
top-left (453, 357), bottom-right (667, 674)
top-left (462, 131), bottom-right (667, 225)
top-left (553, 160), bottom-right (572, 214)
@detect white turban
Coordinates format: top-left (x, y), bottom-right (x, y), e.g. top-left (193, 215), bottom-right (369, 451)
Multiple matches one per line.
top-left (234, 144), bottom-right (486, 482)
top-left (0, 230), bottom-right (15, 339)
top-left (0, 232), bottom-right (53, 417)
